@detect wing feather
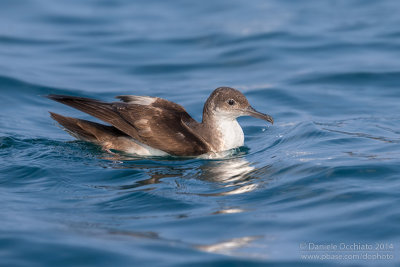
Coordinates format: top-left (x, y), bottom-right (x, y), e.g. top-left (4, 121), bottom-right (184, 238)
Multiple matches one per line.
top-left (47, 94), bottom-right (210, 156)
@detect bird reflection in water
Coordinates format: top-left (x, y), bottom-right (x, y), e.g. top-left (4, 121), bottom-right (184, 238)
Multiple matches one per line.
top-left (195, 157), bottom-right (260, 196)
top-left (94, 153), bottom-right (272, 257)
top-left (99, 152), bottom-right (271, 198)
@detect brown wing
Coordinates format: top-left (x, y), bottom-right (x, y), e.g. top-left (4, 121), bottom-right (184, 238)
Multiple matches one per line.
top-left (46, 94), bottom-right (211, 156)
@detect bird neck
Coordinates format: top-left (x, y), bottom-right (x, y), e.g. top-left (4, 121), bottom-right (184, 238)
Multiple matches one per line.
top-left (201, 110), bottom-right (244, 152)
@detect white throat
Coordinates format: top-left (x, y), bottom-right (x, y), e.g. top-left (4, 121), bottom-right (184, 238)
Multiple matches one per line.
top-left (213, 113), bottom-right (244, 151)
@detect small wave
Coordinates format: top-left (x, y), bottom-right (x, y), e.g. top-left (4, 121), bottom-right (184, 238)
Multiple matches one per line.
top-left (292, 71), bottom-right (400, 87)
top-left (0, 75), bottom-right (87, 96)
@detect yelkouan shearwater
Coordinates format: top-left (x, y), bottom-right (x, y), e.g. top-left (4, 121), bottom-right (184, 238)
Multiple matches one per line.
top-left (47, 87), bottom-right (273, 156)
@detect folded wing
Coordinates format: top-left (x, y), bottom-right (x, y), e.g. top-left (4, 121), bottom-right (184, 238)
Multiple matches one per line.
top-left (46, 94), bottom-right (211, 156)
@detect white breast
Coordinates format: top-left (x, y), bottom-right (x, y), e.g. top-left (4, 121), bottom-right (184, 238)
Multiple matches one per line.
top-left (214, 117), bottom-right (244, 151)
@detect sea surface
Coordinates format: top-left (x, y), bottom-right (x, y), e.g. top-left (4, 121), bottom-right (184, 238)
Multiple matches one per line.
top-left (1, 0), bottom-right (400, 266)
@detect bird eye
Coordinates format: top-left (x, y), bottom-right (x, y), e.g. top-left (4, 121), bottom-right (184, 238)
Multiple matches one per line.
top-left (227, 99), bottom-right (235, 105)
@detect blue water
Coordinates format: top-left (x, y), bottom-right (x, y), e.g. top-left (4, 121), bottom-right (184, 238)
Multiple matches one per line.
top-left (1, 0), bottom-right (400, 266)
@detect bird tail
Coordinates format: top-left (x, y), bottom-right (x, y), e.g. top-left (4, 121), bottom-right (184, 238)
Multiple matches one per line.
top-left (49, 112), bottom-right (127, 143)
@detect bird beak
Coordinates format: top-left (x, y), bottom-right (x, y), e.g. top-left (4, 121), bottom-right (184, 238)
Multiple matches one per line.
top-left (244, 106), bottom-right (274, 124)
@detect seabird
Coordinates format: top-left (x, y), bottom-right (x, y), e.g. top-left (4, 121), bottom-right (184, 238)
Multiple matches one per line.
top-left (46, 87), bottom-right (273, 157)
